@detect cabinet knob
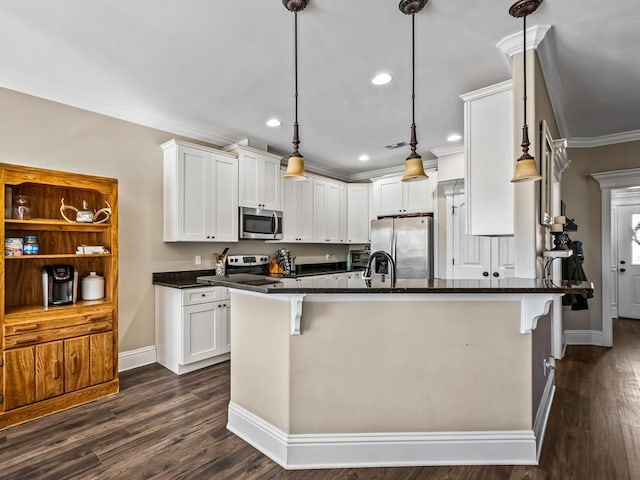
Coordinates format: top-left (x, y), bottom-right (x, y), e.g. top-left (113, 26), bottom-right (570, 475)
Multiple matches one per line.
top-left (620, 260), bottom-right (626, 264)
top-left (483, 272), bottom-right (489, 277)
top-left (493, 272), bottom-right (499, 278)
top-left (201, 293), bottom-right (206, 297)
top-left (620, 268), bottom-right (626, 273)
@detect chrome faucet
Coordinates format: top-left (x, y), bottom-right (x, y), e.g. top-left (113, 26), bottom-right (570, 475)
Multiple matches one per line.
top-left (362, 250), bottom-right (396, 287)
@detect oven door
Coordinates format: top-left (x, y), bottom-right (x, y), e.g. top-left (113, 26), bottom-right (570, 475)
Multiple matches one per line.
top-left (240, 207), bottom-right (283, 239)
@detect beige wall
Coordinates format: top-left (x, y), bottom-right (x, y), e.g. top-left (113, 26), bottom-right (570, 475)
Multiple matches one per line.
top-left (562, 140), bottom-right (640, 330)
top-left (230, 294), bottom-right (533, 435)
top-left (0, 88), bottom-right (349, 351)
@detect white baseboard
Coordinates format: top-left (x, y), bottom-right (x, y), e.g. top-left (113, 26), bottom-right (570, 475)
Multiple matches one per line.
top-left (227, 402), bottom-right (539, 469)
top-left (118, 345), bottom-right (157, 372)
top-left (533, 370), bottom-right (555, 461)
top-left (564, 329), bottom-right (606, 347)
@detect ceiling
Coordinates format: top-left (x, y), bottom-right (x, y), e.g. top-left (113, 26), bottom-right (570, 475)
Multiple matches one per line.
top-left (1, 1), bottom-right (639, 179)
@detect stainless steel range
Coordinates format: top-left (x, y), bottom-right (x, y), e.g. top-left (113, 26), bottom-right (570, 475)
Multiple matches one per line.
top-left (197, 254), bottom-right (282, 286)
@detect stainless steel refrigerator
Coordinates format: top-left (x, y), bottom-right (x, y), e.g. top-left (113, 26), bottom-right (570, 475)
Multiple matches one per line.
top-left (370, 215), bottom-right (433, 279)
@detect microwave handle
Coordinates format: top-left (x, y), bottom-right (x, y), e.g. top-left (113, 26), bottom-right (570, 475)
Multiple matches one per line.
top-left (272, 211), bottom-right (279, 239)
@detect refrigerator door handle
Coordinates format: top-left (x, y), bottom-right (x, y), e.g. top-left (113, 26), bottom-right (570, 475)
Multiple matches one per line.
top-left (392, 232), bottom-right (397, 261)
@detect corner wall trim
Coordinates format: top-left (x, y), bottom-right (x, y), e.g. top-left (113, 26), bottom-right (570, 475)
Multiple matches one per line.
top-left (227, 402), bottom-right (539, 469)
top-left (533, 371), bottom-right (555, 461)
top-left (118, 345), bottom-right (157, 372)
top-left (564, 330), bottom-right (606, 347)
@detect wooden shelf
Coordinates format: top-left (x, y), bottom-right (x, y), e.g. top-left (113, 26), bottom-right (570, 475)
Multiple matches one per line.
top-left (4, 253), bottom-right (111, 260)
top-left (5, 218), bottom-right (111, 232)
top-left (5, 300), bottom-right (114, 319)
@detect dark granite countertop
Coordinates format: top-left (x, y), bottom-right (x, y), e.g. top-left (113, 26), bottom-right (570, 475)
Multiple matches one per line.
top-left (196, 275), bottom-right (594, 295)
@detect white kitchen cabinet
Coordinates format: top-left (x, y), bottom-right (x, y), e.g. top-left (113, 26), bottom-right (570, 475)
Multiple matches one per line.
top-left (460, 80), bottom-right (514, 235)
top-left (155, 286), bottom-right (231, 375)
top-left (339, 184), bottom-right (348, 243)
top-left (347, 183), bottom-right (371, 243)
top-left (372, 171), bottom-right (437, 218)
top-left (282, 175), bottom-right (314, 242)
top-left (447, 192), bottom-right (514, 279)
top-left (233, 145), bottom-right (282, 211)
top-left (313, 178), bottom-right (341, 243)
top-left (162, 139), bottom-right (238, 242)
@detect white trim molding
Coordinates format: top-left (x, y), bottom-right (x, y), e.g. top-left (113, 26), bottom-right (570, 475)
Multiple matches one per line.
top-left (431, 145), bottom-right (464, 158)
top-left (118, 345), bottom-right (157, 372)
top-left (592, 167), bottom-right (640, 347)
top-left (568, 130), bottom-right (640, 149)
top-left (227, 402), bottom-right (539, 469)
top-left (459, 79), bottom-right (512, 103)
top-left (564, 330), bottom-right (606, 347)
top-left (533, 371), bottom-right (555, 461)
top-left (496, 25), bottom-right (553, 60)
top-left (352, 160), bottom-right (438, 183)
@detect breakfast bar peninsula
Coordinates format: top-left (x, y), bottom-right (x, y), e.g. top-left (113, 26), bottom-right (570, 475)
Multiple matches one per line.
top-left (197, 275), bottom-right (591, 469)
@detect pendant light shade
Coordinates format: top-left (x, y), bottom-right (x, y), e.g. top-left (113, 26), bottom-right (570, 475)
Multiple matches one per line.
top-left (282, 0), bottom-right (309, 181)
top-left (510, 0), bottom-right (542, 183)
top-left (400, 0), bottom-right (428, 183)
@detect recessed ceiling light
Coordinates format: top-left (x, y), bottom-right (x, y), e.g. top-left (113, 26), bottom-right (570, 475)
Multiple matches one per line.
top-left (266, 118), bottom-right (282, 127)
top-left (371, 73), bottom-right (392, 86)
top-left (358, 154), bottom-right (370, 162)
top-left (446, 133), bottom-right (462, 142)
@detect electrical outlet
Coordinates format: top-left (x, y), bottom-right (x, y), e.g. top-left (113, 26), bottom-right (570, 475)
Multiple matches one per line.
top-left (195, 255), bottom-right (202, 265)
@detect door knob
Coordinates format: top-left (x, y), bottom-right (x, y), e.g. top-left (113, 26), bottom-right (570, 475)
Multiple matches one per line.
top-left (483, 272), bottom-right (489, 277)
top-left (620, 268), bottom-right (626, 273)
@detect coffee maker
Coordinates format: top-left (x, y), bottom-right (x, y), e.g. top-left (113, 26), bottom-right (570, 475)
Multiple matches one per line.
top-left (42, 264), bottom-right (78, 306)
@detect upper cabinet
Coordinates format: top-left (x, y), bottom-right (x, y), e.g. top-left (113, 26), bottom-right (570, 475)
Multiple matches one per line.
top-left (347, 183), bottom-right (371, 244)
top-left (282, 174), bottom-right (314, 243)
top-left (371, 171), bottom-right (437, 218)
top-left (232, 146), bottom-right (282, 211)
top-left (313, 178), bottom-right (341, 243)
top-left (162, 139), bottom-right (238, 242)
top-left (460, 80), bottom-right (514, 236)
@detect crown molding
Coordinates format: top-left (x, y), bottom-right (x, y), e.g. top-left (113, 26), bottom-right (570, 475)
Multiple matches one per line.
top-left (431, 144), bottom-right (464, 158)
top-left (459, 79), bottom-right (513, 102)
top-left (496, 25), bottom-right (552, 59)
top-left (0, 71), bottom-right (241, 148)
top-left (568, 129), bottom-right (640, 148)
top-left (351, 159), bottom-right (438, 182)
top-left (592, 168), bottom-right (640, 190)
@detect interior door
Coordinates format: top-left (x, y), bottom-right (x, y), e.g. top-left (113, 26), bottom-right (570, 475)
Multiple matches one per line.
top-left (617, 204), bottom-right (640, 319)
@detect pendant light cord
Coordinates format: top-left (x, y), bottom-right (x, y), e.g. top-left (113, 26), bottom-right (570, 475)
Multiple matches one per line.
top-left (292, 11), bottom-right (301, 156)
top-left (522, 14), bottom-right (527, 128)
top-left (409, 13), bottom-right (418, 158)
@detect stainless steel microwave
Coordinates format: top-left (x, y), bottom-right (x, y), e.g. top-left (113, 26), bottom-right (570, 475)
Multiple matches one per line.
top-left (240, 207), bottom-right (283, 240)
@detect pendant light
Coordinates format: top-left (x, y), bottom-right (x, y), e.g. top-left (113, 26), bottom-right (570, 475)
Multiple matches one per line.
top-left (282, 0), bottom-right (309, 181)
top-left (510, 0), bottom-right (542, 183)
top-left (400, 0), bottom-right (428, 182)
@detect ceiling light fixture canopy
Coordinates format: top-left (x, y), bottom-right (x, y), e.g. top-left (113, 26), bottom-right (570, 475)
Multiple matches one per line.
top-left (399, 0), bottom-right (428, 182)
top-left (282, 0), bottom-right (309, 181)
top-left (510, 0), bottom-right (543, 183)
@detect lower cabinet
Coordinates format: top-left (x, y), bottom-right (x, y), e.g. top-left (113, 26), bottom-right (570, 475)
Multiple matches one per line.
top-left (4, 332), bottom-right (115, 410)
top-left (155, 286), bottom-right (231, 375)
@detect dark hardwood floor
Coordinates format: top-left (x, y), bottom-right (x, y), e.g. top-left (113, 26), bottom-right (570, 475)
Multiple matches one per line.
top-left (1, 318), bottom-right (639, 479)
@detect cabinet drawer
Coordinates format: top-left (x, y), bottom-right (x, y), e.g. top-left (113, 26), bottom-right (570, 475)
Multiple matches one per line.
top-left (5, 321), bottom-right (112, 349)
top-left (4, 312), bottom-right (113, 336)
top-left (182, 287), bottom-right (229, 306)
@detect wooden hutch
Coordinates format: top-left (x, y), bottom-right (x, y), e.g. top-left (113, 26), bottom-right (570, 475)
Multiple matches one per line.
top-left (0, 163), bottom-right (118, 429)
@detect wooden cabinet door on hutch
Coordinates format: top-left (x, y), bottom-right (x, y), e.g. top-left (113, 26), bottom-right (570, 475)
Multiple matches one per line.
top-left (0, 162), bottom-right (118, 429)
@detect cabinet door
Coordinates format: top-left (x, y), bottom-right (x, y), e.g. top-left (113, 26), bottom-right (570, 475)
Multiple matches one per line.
top-left (451, 199), bottom-right (492, 279)
top-left (374, 177), bottom-right (404, 216)
top-left (339, 184), bottom-right (348, 243)
top-left (4, 346), bottom-right (35, 410)
top-left (64, 336), bottom-right (90, 392)
top-left (491, 237), bottom-right (515, 279)
top-left (260, 156), bottom-right (282, 211)
top-left (36, 341), bottom-right (64, 401)
top-left (178, 145), bottom-right (210, 241)
top-left (90, 332), bottom-right (114, 385)
top-left (218, 304), bottom-right (231, 355)
top-left (210, 153), bottom-right (239, 242)
top-left (326, 182), bottom-right (341, 243)
top-left (297, 180), bottom-right (314, 242)
top-left (347, 184), bottom-right (370, 244)
top-left (313, 180), bottom-right (329, 242)
top-left (238, 150), bottom-right (260, 208)
top-left (182, 302), bottom-right (224, 364)
top-left (282, 179), bottom-right (299, 242)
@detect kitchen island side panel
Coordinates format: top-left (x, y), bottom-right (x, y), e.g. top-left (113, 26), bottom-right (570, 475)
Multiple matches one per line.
top-left (229, 293), bottom-right (291, 433)
top-left (288, 300), bottom-right (531, 434)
